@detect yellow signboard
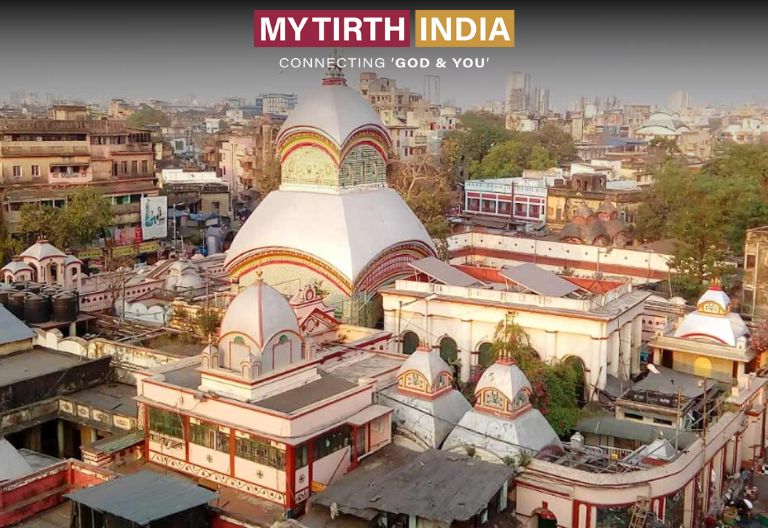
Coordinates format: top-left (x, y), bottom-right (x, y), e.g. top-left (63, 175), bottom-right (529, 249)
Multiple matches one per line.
top-left (77, 248), bottom-right (104, 260)
top-left (415, 10), bottom-right (515, 48)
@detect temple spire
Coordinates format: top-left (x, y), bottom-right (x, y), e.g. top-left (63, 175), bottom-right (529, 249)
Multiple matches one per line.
top-left (322, 49), bottom-right (347, 86)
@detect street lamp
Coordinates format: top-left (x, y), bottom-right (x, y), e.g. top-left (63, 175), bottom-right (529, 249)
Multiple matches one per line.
top-left (397, 293), bottom-right (438, 354)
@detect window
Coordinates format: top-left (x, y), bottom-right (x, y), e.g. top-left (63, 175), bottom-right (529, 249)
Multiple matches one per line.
top-left (149, 408), bottom-right (183, 438)
top-left (235, 436), bottom-right (286, 469)
top-left (314, 426), bottom-right (351, 460)
top-left (121, 161), bottom-right (128, 174)
top-left (746, 254), bottom-right (756, 270)
top-left (295, 444), bottom-right (308, 468)
top-left (131, 161), bottom-right (138, 174)
top-left (12, 165), bottom-right (21, 178)
top-left (31, 165), bottom-right (40, 177)
top-left (142, 160), bottom-right (149, 174)
top-left (467, 198), bottom-right (480, 211)
top-left (190, 421), bottom-right (229, 453)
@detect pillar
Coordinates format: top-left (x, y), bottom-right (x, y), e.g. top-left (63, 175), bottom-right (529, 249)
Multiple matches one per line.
top-left (57, 420), bottom-right (65, 458)
top-left (545, 330), bottom-right (558, 363)
top-left (69, 321), bottom-right (77, 337)
top-left (620, 323), bottom-right (632, 379)
top-left (631, 315), bottom-right (643, 374)
top-left (590, 337), bottom-right (608, 392)
top-left (608, 331), bottom-right (620, 378)
top-left (458, 318), bottom-right (473, 383)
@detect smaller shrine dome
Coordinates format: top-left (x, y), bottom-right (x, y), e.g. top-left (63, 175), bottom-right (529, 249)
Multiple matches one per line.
top-left (573, 204), bottom-right (595, 219)
top-left (164, 260), bottom-right (204, 291)
top-left (2, 257), bottom-right (33, 274)
top-left (475, 361), bottom-right (532, 407)
top-left (675, 284), bottom-right (749, 346)
top-left (597, 201), bottom-right (617, 214)
top-left (219, 280), bottom-right (301, 353)
top-left (697, 285), bottom-right (731, 314)
top-left (19, 239), bottom-right (66, 260)
top-left (396, 345), bottom-right (454, 396)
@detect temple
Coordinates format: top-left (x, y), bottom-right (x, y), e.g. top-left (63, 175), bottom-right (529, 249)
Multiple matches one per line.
top-left (224, 67), bottom-right (435, 319)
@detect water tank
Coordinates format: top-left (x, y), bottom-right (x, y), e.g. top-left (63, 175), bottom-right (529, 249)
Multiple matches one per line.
top-left (26, 283), bottom-right (42, 294)
top-left (7, 292), bottom-right (26, 319)
top-left (0, 289), bottom-right (10, 307)
top-left (52, 293), bottom-right (79, 322)
top-left (24, 294), bottom-right (51, 324)
top-left (570, 431), bottom-right (585, 453)
top-left (11, 281), bottom-right (28, 291)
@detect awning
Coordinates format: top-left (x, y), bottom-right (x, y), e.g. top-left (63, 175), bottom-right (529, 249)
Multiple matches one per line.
top-left (346, 404), bottom-right (392, 427)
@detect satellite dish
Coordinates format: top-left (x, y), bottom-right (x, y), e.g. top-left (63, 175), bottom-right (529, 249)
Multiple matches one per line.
top-left (647, 363), bottom-right (660, 374)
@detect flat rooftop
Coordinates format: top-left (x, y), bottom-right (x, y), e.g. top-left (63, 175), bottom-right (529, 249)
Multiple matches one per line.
top-left (324, 353), bottom-right (403, 383)
top-left (253, 372), bottom-right (357, 414)
top-left (0, 348), bottom-right (83, 386)
top-left (66, 383), bottom-right (138, 417)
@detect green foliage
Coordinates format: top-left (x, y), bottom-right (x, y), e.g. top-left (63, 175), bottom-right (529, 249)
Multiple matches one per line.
top-left (126, 106), bottom-right (170, 128)
top-left (443, 114), bottom-right (576, 180)
top-left (442, 111), bottom-right (512, 180)
top-left (195, 308), bottom-right (221, 338)
top-left (18, 188), bottom-right (113, 250)
top-left (0, 222), bottom-right (24, 264)
top-left (490, 315), bottom-right (581, 436)
top-left (635, 145), bottom-right (768, 291)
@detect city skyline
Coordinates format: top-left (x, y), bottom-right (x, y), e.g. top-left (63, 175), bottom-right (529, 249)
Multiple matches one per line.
top-left (1, 2), bottom-right (768, 110)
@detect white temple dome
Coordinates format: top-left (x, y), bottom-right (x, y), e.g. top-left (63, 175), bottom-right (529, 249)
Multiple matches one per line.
top-left (278, 84), bottom-right (388, 146)
top-left (225, 189), bottom-right (435, 287)
top-left (219, 281), bottom-right (300, 350)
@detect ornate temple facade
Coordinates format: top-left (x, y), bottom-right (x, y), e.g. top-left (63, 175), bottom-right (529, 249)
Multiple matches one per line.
top-left (224, 70), bottom-right (435, 314)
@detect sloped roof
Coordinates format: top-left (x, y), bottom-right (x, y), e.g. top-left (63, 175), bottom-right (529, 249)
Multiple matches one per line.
top-left (65, 471), bottom-right (216, 525)
top-left (19, 239), bottom-right (66, 260)
top-left (0, 304), bottom-right (34, 345)
top-left (312, 446), bottom-right (514, 523)
top-left (0, 437), bottom-right (32, 482)
top-left (500, 263), bottom-right (580, 297)
top-left (409, 257), bottom-right (485, 288)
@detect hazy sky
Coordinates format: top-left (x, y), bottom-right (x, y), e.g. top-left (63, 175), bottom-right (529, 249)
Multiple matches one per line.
top-left (2, 2), bottom-right (768, 110)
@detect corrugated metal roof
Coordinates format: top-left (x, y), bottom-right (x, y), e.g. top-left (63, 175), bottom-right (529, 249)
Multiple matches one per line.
top-left (499, 263), bottom-right (580, 297)
top-left (0, 304), bottom-right (34, 346)
top-left (409, 257), bottom-right (484, 288)
top-left (64, 471), bottom-right (216, 525)
top-left (312, 446), bottom-right (514, 523)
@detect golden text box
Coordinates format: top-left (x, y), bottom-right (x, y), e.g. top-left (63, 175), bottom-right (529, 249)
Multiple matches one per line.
top-left (415, 10), bottom-right (515, 48)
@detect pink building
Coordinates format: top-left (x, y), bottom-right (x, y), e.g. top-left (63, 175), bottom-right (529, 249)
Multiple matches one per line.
top-left (135, 281), bottom-right (401, 514)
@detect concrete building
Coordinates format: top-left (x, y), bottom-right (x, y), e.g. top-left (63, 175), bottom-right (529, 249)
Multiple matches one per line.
top-left (381, 258), bottom-right (649, 389)
top-left (0, 117), bottom-right (157, 235)
top-left (261, 93), bottom-right (298, 115)
top-left (505, 72), bottom-right (531, 114)
top-left (742, 225), bottom-right (768, 319)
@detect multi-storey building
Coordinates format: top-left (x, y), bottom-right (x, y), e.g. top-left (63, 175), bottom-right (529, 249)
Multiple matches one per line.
top-left (0, 114), bottom-right (158, 237)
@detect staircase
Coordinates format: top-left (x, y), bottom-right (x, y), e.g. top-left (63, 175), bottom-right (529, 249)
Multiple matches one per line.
top-left (628, 496), bottom-right (651, 528)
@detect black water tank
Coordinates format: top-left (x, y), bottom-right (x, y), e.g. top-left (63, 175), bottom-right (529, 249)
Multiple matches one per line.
top-left (52, 293), bottom-right (78, 322)
top-left (24, 294), bottom-right (50, 324)
top-left (11, 281), bottom-right (28, 291)
top-left (26, 283), bottom-right (42, 294)
top-left (8, 292), bottom-right (26, 319)
top-left (0, 289), bottom-right (10, 307)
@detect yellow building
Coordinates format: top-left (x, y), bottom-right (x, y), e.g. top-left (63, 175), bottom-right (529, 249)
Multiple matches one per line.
top-left (0, 117), bottom-right (157, 234)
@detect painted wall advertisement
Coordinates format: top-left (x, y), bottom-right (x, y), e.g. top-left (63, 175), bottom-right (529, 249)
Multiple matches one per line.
top-left (141, 196), bottom-right (168, 240)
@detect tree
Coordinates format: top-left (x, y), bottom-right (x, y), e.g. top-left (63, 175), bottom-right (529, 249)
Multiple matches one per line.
top-left (442, 111), bottom-right (512, 181)
top-left (388, 155), bottom-right (454, 251)
top-left (468, 137), bottom-right (556, 179)
top-left (635, 145), bottom-right (768, 295)
top-left (256, 157), bottom-right (282, 198)
top-left (489, 315), bottom-right (581, 436)
top-left (18, 188), bottom-right (113, 250)
top-left (0, 222), bottom-right (23, 264)
top-left (126, 106), bottom-right (170, 128)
